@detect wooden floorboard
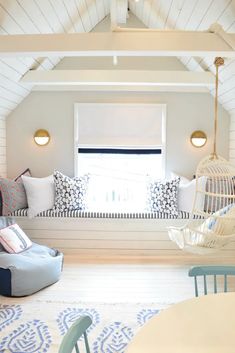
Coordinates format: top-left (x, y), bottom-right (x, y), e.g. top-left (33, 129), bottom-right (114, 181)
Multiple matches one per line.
top-left (21, 255), bottom-right (235, 305)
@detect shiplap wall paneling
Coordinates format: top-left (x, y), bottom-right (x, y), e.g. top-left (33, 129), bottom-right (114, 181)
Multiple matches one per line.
top-left (229, 115), bottom-right (235, 165)
top-left (15, 216), bottom-right (235, 263)
top-left (34, 0), bottom-right (68, 32)
top-left (0, 117), bottom-right (6, 177)
top-left (62, 1), bottom-right (86, 32)
top-left (74, 0), bottom-right (93, 31)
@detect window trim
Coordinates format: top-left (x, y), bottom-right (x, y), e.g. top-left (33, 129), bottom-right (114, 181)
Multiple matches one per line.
top-left (74, 103), bottom-right (167, 178)
top-left (77, 148), bottom-right (162, 155)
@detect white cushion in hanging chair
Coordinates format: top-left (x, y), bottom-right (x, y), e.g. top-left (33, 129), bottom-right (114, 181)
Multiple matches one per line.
top-left (168, 226), bottom-right (214, 255)
top-left (168, 224), bottom-right (235, 255)
top-left (169, 204), bottom-right (235, 254)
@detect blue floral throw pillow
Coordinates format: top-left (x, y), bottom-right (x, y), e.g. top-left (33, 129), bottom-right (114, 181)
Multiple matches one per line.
top-left (53, 171), bottom-right (89, 212)
top-left (148, 177), bottom-right (180, 216)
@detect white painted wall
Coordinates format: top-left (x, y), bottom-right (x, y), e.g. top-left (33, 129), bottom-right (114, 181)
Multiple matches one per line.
top-left (55, 56), bottom-right (187, 72)
top-left (6, 90), bottom-right (229, 179)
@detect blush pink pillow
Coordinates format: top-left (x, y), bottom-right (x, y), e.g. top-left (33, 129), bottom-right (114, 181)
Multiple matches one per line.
top-left (0, 223), bottom-right (32, 253)
top-left (0, 169), bottom-right (31, 216)
top-left (0, 178), bottom-right (28, 215)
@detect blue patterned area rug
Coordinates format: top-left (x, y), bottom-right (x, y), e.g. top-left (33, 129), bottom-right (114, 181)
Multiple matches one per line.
top-left (0, 298), bottom-right (170, 353)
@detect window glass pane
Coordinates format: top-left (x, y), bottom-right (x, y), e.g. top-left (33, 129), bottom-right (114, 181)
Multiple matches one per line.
top-left (77, 151), bottom-right (162, 212)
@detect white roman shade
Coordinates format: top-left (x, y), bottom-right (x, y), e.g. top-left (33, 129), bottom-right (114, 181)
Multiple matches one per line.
top-left (75, 103), bottom-right (165, 149)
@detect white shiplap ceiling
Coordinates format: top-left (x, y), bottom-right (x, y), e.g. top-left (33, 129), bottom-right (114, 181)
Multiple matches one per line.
top-left (0, 0), bottom-right (110, 118)
top-left (129, 0), bottom-right (235, 116)
top-left (0, 0), bottom-right (235, 119)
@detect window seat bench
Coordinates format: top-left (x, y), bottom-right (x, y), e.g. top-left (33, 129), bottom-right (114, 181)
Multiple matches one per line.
top-left (11, 208), bottom-right (190, 219)
top-left (10, 209), bottom-right (234, 263)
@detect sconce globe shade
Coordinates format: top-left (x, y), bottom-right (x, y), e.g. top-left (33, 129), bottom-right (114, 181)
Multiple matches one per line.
top-left (190, 130), bottom-right (207, 148)
top-left (34, 129), bottom-right (50, 146)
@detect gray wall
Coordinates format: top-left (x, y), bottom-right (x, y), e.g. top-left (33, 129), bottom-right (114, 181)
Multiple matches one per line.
top-left (7, 91), bottom-right (230, 179)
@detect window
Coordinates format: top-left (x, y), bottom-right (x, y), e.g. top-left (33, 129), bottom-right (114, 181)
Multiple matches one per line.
top-left (77, 148), bottom-right (162, 211)
top-left (74, 103), bottom-right (166, 212)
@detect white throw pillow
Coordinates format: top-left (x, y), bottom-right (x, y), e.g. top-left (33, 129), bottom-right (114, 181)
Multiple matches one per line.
top-left (0, 223), bottom-right (32, 253)
top-left (178, 177), bottom-right (207, 213)
top-left (171, 172), bottom-right (190, 185)
top-left (22, 175), bottom-right (55, 218)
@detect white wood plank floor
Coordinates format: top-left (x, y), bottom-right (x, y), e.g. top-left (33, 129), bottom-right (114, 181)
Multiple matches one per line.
top-left (26, 256), bottom-right (235, 305)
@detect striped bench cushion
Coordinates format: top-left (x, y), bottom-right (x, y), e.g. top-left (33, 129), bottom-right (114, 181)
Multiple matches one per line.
top-left (11, 208), bottom-right (191, 219)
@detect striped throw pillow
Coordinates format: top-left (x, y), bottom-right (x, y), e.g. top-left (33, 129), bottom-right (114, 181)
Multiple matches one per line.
top-left (0, 223), bottom-right (32, 253)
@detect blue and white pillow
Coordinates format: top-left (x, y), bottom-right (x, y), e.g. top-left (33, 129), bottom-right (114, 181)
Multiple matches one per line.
top-left (148, 178), bottom-right (180, 216)
top-left (205, 203), bottom-right (235, 235)
top-left (53, 171), bottom-right (89, 212)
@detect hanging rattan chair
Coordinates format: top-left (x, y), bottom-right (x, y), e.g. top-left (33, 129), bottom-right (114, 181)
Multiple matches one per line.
top-left (168, 58), bottom-right (235, 254)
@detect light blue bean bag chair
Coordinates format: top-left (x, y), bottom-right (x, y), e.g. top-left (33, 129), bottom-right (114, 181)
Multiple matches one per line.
top-left (0, 217), bottom-right (63, 297)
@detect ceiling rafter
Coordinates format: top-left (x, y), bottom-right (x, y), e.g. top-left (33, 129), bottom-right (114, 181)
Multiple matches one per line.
top-left (21, 69), bottom-right (215, 87)
top-left (0, 29), bottom-right (234, 57)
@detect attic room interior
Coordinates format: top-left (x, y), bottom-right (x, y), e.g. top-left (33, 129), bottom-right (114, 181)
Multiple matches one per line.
top-left (1, 0), bottom-right (235, 352)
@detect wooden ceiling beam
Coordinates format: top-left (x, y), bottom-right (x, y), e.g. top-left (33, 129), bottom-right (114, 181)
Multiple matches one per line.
top-left (0, 31), bottom-right (234, 57)
top-left (32, 85), bottom-right (209, 93)
top-left (21, 70), bottom-right (215, 87)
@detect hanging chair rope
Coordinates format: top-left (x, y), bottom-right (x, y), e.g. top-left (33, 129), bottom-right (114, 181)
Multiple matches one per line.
top-left (212, 57), bottom-right (224, 159)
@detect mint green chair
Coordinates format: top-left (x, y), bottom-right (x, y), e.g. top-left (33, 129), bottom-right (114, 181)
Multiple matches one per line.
top-left (58, 316), bottom-right (92, 353)
top-left (189, 266), bottom-right (235, 297)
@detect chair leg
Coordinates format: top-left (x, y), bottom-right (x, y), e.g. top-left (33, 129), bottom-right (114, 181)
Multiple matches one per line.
top-left (214, 275), bottom-right (217, 294)
top-left (194, 277), bottom-right (198, 297)
top-left (75, 343), bottom-right (80, 353)
top-left (224, 275), bottom-right (228, 292)
top-left (84, 332), bottom-right (91, 353)
top-left (203, 275), bottom-right (207, 295)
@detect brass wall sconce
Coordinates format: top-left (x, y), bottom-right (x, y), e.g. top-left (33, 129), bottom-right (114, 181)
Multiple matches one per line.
top-left (34, 129), bottom-right (50, 146)
top-left (190, 130), bottom-right (207, 148)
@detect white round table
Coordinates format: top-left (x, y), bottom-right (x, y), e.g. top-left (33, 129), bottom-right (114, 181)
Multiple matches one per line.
top-left (126, 293), bottom-right (235, 353)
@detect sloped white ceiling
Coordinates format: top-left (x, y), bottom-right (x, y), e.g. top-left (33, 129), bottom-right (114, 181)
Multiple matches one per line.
top-left (0, 0), bottom-right (110, 119)
top-left (130, 0), bottom-right (235, 116)
top-left (0, 0), bottom-right (235, 119)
